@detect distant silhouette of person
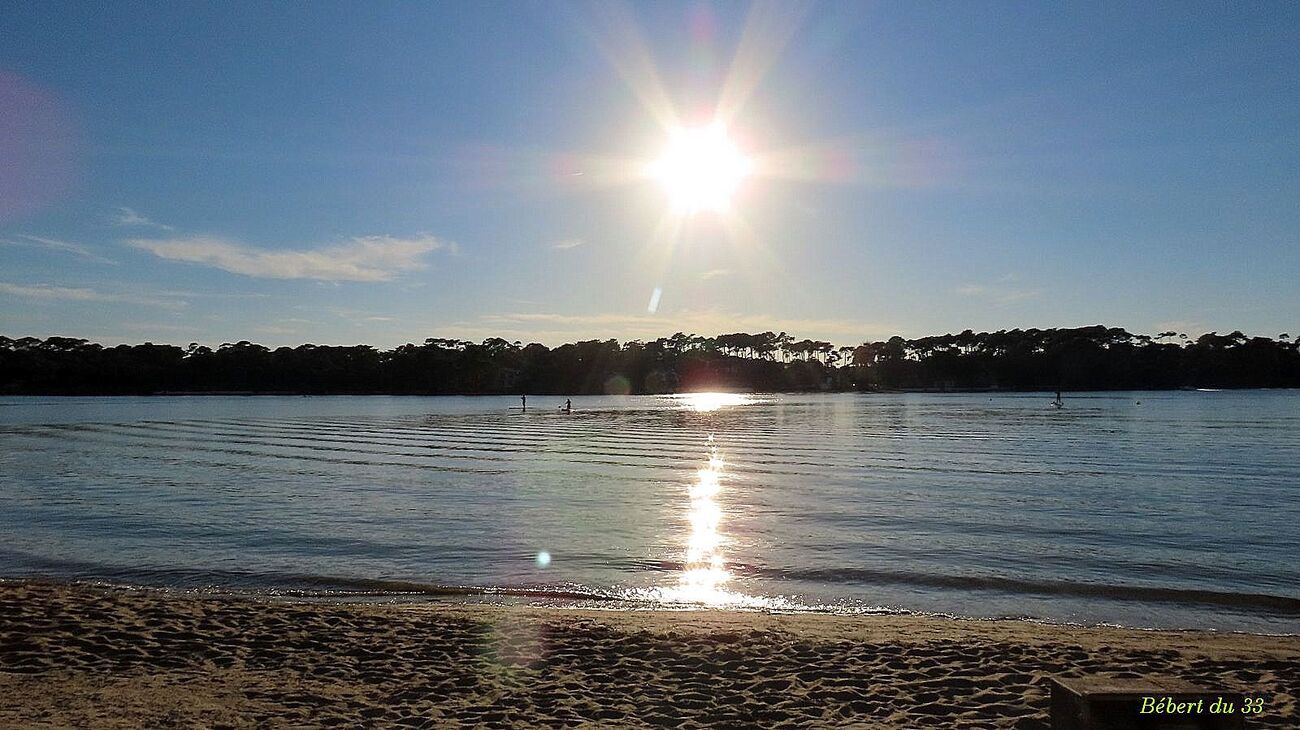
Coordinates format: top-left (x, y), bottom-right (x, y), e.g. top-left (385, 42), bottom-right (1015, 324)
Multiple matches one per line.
top-left (564, 398), bottom-right (572, 413)
top-left (521, 395), bottom-right (526, 412)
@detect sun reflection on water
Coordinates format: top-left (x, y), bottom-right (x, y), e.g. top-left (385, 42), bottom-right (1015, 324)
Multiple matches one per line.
top-left (677, 392), bottom-right (751, 412)
top-left (642, 437), bottom-right (775, 608)
top-left (678, 443), bottom-right (730, 602)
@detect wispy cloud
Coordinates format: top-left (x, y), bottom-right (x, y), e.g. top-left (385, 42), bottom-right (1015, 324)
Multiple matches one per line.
top-left (113, 207), bottom-right (174, 230)
top-left (699, 268), bottom-right (730, 281)
top-left (954, 280), bottom-right (1041, 305)
top-left (1, 235), bottom-right (117, 264)
top-left (0, 282), bottom-right (104, 301)
top-left (120, 322), bottom-right (200, 333)
top-left (254, 325), bottom-right (299, 336)
top-left (439, 310), bottom-right (894, 346)
top-left (151, 288), bottom-right (273, 300)
top-left (551, 238), bottom-right (585, 251)
top-left (127, 234), bottom-right (453, 282)
top-left (0, 282), bottom-right (182, 308)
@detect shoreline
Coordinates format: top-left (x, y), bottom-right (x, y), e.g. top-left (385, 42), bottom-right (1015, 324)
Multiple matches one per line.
top-left (6, 574), bottom-right (1299, 638)
top-left (2, 580), bottom-right (1296, 728)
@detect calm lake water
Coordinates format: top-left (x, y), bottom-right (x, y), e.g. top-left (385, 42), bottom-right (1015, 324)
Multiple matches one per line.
top-left (1, 392), bottom-right (1297, 632)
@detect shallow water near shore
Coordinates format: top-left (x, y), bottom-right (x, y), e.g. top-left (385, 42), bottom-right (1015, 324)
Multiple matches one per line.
top-left (1, 391), bottom-right (1297, 632)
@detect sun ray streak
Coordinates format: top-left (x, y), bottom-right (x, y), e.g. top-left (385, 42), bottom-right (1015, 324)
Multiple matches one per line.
top-left (716, 0), bottom-right (814, 125)
top-left (582, 1), bottom-right (680, 132)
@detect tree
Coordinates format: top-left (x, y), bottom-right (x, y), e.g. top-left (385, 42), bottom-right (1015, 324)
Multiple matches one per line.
top-left (2, 326), bottom-right (1297, 394)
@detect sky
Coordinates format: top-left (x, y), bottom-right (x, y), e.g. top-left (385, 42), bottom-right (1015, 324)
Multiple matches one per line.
top-left (2, 1), bottom-right (1297, 348)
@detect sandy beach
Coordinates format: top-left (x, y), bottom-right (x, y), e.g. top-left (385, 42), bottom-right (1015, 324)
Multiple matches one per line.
top-left (0, 581), bottom-right (1295, 728)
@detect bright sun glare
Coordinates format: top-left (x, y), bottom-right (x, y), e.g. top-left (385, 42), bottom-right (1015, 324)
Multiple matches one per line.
top-left (647, 123), bottom-right (753, 213)
top-left (679, 392), bottom-right (750, 412)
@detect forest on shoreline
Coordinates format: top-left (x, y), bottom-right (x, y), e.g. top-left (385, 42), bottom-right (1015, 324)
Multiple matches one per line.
top-left (2, 326), bottom-right (1297, 395)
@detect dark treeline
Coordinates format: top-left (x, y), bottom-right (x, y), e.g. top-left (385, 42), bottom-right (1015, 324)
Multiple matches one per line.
top-left (1, 326), bottom-right (1297, 395)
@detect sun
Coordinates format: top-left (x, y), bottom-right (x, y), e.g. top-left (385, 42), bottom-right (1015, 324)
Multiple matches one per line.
top-left (646, 123), bottom-right (753, 213)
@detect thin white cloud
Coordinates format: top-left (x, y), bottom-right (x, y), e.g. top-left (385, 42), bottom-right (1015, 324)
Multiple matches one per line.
top-left (152, 289), bottom-right (273, 300)
top-left (955, 281), bottom-right (1040, 305)
top-left (254, 325), bottom-right (298, 335)
top-left (0, 283), bottom-right (103, 301)
top-left (317, 306), bottom-right (388, 320)
top-left (0, 282), bottom-right (182, 308)
top-left (113, 207), bottom-right (174, 230)
top-left (699, 268), bottom-right (730, 281)
top-left (120, 322), bottom-right (199, 333)
top-left (551, 238), bottom-right (585, 251)
top-left (126, 234), bottom-right (452, 282)
top-left (1, 235), bottom-right (117, 265)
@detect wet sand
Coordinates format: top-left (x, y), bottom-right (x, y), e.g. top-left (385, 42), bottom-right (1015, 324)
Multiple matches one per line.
top-left (0, 581), bottom-right (1296, 728)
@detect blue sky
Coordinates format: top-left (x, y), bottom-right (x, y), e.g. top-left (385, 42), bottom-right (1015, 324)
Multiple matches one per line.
top-left (2, 1), bottom-right (1297, 347)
